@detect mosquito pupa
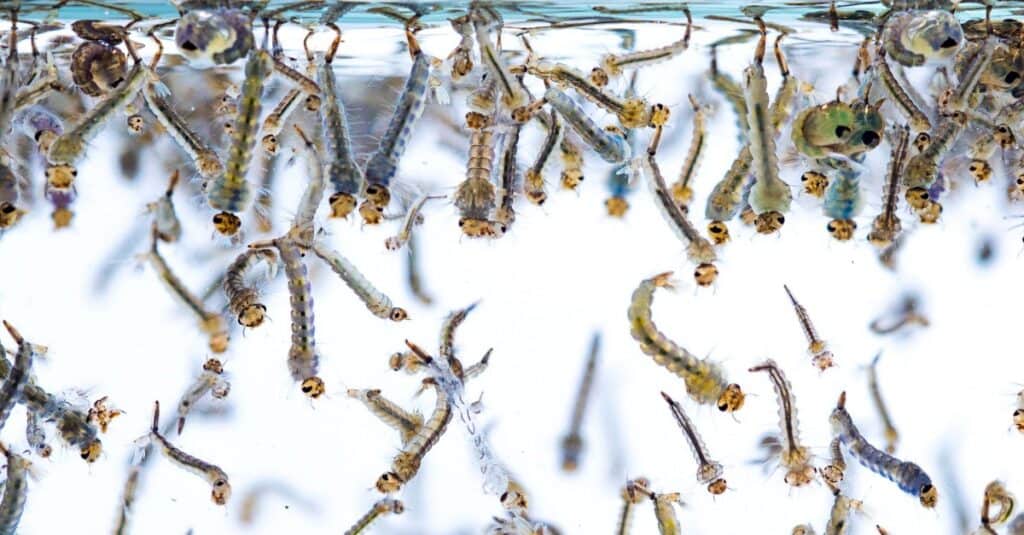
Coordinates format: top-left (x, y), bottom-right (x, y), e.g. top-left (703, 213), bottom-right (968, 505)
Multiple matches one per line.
top-left (207, 49), bottom-right (274, 237)
top-left (224, 247), bottom-right (277, 328)
top-left (311, 242), bottom-right (408, 322)
top-left (616, 478), bottom-right (650, 535)
top-left (645, 125), bottom-right (718, 286)
top-left (0, 321), bottom-right (34, 431)
top-left (376, 378), bottom-right (452, 493)
top-left (344, 498), bottom-right (404, 535)
top-left (146, 170), bottom-right (182, 244)
top-left (981, 480), bottom-right (1015, 529)
top-left (361, 28), bottom-right (433, 224)
top-left (866, 353), bottom-right (899, 454)
top-left (599, 6), bottom-right (691, 78)
top-left (749, 359), bottom-right (815, 487)
top-left (176, 358), bottom-right (230, 435)
top-left (316, 25), bottom-right (364, 220)
top-left (881, 9), bottom-right (963, 67)
top-left (455, 111), bottom-right (502, 238)
top-left (661, 391), bottom-right (728, 495)
top-left (0, 442), bottom-right (30, 535)
top-left (560, 333), bottom-right (600, 472)
top-left (868, 125), bottom-right (909, 247)
top-left (628, 272), bottom-right (744, 412)
top-left (347, 388), bottom-right (423, 445)
top-left (668, 95), bottom-right (707, 210)
top-left (144, 229), bottom-right (229, 353)
top-left (745, 18), bottom-right (790, 234)
top-left (783, 285), bottom-right (834, 370)
top-left (830, 392), bottom-right (937, 507)
top-left (147, 401), bottom-right (231, 505)
top-left (253, 236), bottom-right (323, 398)
top-left (386, 194), bottom-right (444, 251)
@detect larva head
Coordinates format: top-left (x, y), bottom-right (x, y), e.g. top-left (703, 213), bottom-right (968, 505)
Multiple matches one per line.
top-left (739, 206), bottom-right (757, 227)
top-left (376, 472), bottom-right (403, 493)
top-left (451, 55), bottom-right (473, 80)
top-left (80, 439), bottom-right (102, 463)
top-left (707, 478), bottom-right (728, 496)
top-left (605, 196), bottom-right (629, 217)
top-left (70, 41), bottom-right (127, 97)
top-left (223, 121), bottom-right (236, 137)
top-left (916, 200), bottom-right (942, 224)
top-left (996, 124), bottom-right (1016, 150)
top-left (716, 383), bottom-right (745, 412)
top-left (694, 263), bottom-right (718, 287)
top-left (35, 443), bottom-right (52, 458)
top-left (671, 183), bottom-right (693, 207)
top-left (364, 183), bottom-right (391, 207)
top-left (812, 350), bottom-right (835, 371)
top-left (500, 485), bottom-right (529, 513)
top-left (45, 164), bottom-right (77, 190)
top-left (524, 170), bottom-right (547, 206)
top-left (800, 171), bottom-right (829, 198)
top-left (388, 308), bottom-right (409, 322)
top-left (175, 9), bottom-right (253, 65)
top-left (261, 134), bottom-right (279, 155)
top-left (238, 304), bottom-right (267, 328)
top-left (560, 433), bottom-right (582, 472)
top-left (919, 483), bottom-right (938, 508)
top-left (300, 377), bottom-right (325, 399)
top-left (1013, 409), bottom-right (1024, 432)
top-left (784, 465), bottom-right (815, 487)
top-left (600, 53), bottom-right (623, 77)
top-left (212, 211), bottom-right (242, 236)
top-left (203, 358), bottom-right (224, 374)
top-left (707, 220), bottom-right (730, 245)
top-left (589, 67), bottom-right (609, 88)
top-left (465, 111), bottom-right (489, 130)
top-left (208, 331), bottom-right (230, 354)
top-left (754, 211), bottom-right (786, 234)
top-left (913, 132), bottom-right (931, 152)
top-left (617, 99), bottom-right (649, 129)
top-left (126, 114), bottom-right (144, 135)
top-left (561, 169), bottom-right (584, 190)
top-left (327, 192), bottom-right (357, 219)
top-left (903, 11), bottom-right (963, 62)
top-left (215, 94), bottom-right (237, 117)
top-left (826, 219), bottom-right (857, 241)
top-left (458, 217), bottom-right (506, 238)
top-left (358, 201), bottom-right (384, 225)
top-left (0, 202), bottom-right (25, 229)
top-left (211, 477), bottom-right (232, 505)
top-left (969, 159), bottom-right (992, 184)
top-left (904, 187), bottom-right (930, 210)
top-left (304, 94), bottom-right (321, 113)
top-left (819, 463), bottom-right (844, 488)
top-left (495, 206), bottom-right (515, 227)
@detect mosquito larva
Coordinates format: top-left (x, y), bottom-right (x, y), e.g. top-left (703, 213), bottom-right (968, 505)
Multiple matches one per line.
top-left (645, 125), bottom-right (718, 286)
top-left (25, 410), bottom-right (51, 458)
top-left (544, 85), bottom-right (630, 164)
top-left (825, 492), bottom-right (863, 535)
top-left (599, 6), bottom-right (691, 77)
top-left (526, 60), bottom-right (661, 129)
top-left (472, 14), bottom-right (525, 109)
top-left (406, 234), bottom-right (433, 306)
top-left (628, 272), bottom-right (745, 412)
top-left (661, 391), bottom-right (727, 495)
top-left (361, 28), bottom-right (433, 224)
top-left (224, 247), bottom-right (276, 328)
top-left (260, 87), bottom-right (302, 155)
top-left (868, 125), bottom-right (909, 247)
top-left (448, 14), bottom-right (474, 80)
top-left (455, 112), bottom-right (503, 238)
top-left (830, 392), bottom-right (937, 507)
top-left (271, 54), bottom-right (321, 96)
top-left (704, 144), bottom-right (754, 245)
top-left (0, 321), bottom-right (34, 431)
top-left (148, 401), bottom-right (231, 505)
top-left (0, 442), bottom-right (29, 535)
top-left (207, 49), bottom-right (274, 237)
top-left (874, 47), bottom-right (930, 132)
top-left (820, 436), bottom-right (846, 492)
top-left (783, 285), bottom-right (834, 370)
top-left (902, 111), bottom-right (967, 213)
top-left (142, 79), bottom-right (223, 181)
top-left (560, 333), bottom-right (600, 472)
top-left (525, 110), bottom-right (560, 206)
top-left (347, 388), bottom-right (423, 445)
top-left (146, 170), bottom-right (182, 244)
top-left (946, 35), bottom-right (994, 113)
top-left (386, 194), bottom-right (444, 251)
top-left (496, 122), bottom-right (522, 229)
top-left (290, 125), bottom-right (326, 237)
top-left (315, 25), bottom-right (365, 220)
top-left (745, 18), bottom-right (790, 234)
top-left (616, 478), bottom-right (650, 535)
top-left (344, 498), bottom-right (405, 535)
top-left (13, 54), bottom-right (59, 112)
top-left (176, 358), bottom-right (230, 435)
top-left (145, 229), bottom-right (229, 353)
top-left (980, 480), bottom-right (1015, 529)
top-left (254, 236), bottom-right (324, 398)
top-left (311, 242), bottom-right (408, 322)
top-left (865, 353), bottom-right (899, 455)
top-left (376, 379), bottom-right (452, 493)
top-left (668, 95), bottom-right (707, 210)
top-left (749, 359), bottom-right (814, 487)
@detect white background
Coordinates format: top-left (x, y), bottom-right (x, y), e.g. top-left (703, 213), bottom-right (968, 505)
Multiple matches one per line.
top-left (0, 16), bottom-right (1022, 535)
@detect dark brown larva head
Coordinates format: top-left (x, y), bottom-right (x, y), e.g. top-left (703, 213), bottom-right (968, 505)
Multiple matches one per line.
top-left (80, 439), bottom-right (102, 463)
top-left (212, 211), bottom-right (242, 236)
top-left (328, 192), bottom-right (357, 219)
top-left (707, 221), bottom-right (730, 244)
top-left (238, 304), bottom-right (267, 328)
top-left (388, 308), bottom-right (409, 322)
top-left (826, 219), bottom-right (857, 241)
top-left (754, 211), bottom-right (785, 234)
top-left (300, 377), bottom-right (325, 399)
top-left (211, 478), bottom-right (232, 505)
top-left (716, 383), bottom-right (745, 412)
top-left (694, 263), bottom-right (718, 287)
top-left (376, 471), bottom-right (403, 493)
